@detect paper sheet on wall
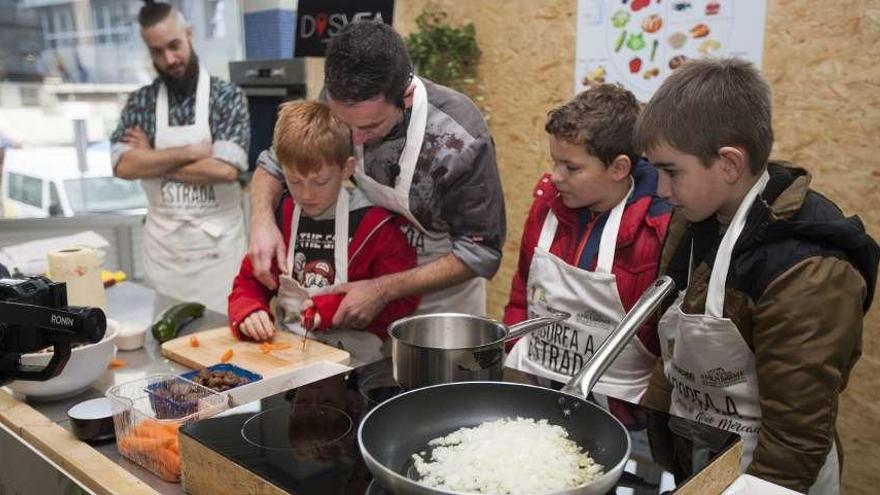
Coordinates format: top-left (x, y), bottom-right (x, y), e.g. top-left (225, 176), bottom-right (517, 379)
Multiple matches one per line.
top-left (575, 0), bottom-right (767, 101)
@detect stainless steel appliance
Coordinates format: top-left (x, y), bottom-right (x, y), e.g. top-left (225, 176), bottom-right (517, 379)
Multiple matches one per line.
top-left (229, 59), bottom-right (307, 170)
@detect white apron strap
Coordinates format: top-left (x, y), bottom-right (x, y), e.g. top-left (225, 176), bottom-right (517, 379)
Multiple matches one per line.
top-left (537, 211), bottom-right (559, 251)
top-left (156, 81), bottom-right (170, 133)
top-left (194, 68), bottom-right (210, 127)
top-left (395, 76), bottom-right (427, 205)
top-left (595, 178), bottom-right (634, 273)
top-left (333, 188), bottom-right (350, 283)
top-left (705, 170), bottom-right (770, 317)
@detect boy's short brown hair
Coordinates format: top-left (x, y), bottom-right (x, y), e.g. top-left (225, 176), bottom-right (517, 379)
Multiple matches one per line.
top-left (634, 57), bottom-right (773, 174)
top-left (545, 83), bottom-right (641, 169)
top-left (273, 100), bottom-right (352, 175)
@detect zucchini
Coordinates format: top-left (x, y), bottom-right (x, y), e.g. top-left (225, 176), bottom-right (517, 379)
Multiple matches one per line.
top-left (151, 302), bottom-right (205, 343)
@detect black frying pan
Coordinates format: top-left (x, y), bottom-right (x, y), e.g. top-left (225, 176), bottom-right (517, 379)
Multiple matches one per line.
top-left (358, 277), bottom-right (675, 495)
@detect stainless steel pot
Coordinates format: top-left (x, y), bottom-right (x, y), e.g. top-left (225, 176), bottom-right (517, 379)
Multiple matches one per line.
top-left (389, 313), bottom-right (567, 390)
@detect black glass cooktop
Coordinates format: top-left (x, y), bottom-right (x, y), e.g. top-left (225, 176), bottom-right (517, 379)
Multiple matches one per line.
top-left (181, 359), bottom-right (738, 494)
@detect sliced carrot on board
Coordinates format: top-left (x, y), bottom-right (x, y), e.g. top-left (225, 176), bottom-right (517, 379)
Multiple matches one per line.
top-left (189, 335), bottom-right (200, 347)
top-left (108, 358), bottom-right (127, 368)
top-left (220, 348), bottom-right (233, 363)
top-left (259, 342), bottom-right (292, 354)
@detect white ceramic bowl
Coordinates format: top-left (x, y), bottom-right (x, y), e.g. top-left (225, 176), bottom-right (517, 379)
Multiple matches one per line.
top-left (7, 319), bottom-right (120, 400)
top-left (115, 320), bottom-right (148, 351)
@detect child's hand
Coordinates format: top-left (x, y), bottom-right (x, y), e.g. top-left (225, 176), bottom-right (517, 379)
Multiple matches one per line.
top-left (300, 299), bottom-right (322, 330)
top-left (240, 310), bottom-right (275, 341)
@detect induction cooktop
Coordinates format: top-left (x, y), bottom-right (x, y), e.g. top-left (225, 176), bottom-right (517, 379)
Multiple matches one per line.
top-left (181, 359), bottom-right (738, 494)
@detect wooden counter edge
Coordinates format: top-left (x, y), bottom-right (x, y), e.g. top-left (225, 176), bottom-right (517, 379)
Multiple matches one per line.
top-left (180, 432), bottom-right (289, 495)
top-left (0, 389), bottom-right (160, 495)
top-left (675, 439), bottom-right (743, 494)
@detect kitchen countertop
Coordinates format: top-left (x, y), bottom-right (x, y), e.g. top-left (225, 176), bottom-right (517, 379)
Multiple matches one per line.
top-left (2, 282), bottom-right (745, 495)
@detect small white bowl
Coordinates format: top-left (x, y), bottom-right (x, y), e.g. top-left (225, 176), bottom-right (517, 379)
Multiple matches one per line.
top-left (115, 321), bottom-right (148, 351)
top-left (7, 320), bottom-right (120, 400)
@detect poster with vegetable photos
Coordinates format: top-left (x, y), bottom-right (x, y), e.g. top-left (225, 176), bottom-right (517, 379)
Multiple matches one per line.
top-left (575, 0), bottom-right (767, 102)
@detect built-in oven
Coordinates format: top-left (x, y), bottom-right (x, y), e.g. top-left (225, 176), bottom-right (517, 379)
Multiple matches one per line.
top-left (229, 59), bottom-right (307, 171)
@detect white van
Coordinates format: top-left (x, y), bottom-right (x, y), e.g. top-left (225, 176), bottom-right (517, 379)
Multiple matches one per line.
top-left (1, 141), bottom-right (147, 218)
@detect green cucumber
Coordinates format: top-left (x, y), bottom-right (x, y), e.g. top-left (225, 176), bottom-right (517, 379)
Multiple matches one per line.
top-left (151, 302), bottom-right (206, 343)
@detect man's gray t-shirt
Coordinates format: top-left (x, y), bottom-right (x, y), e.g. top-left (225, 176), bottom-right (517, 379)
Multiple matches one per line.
top-left (257, 78), bottom-right (506, 278)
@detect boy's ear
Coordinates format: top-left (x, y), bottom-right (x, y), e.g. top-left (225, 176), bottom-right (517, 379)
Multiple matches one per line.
top-left (341, 156), bottom-right (356, 181)
top-left (717, 146), bottom-right (749, 183)
top-left (609, 154), bottom-right (632, 181)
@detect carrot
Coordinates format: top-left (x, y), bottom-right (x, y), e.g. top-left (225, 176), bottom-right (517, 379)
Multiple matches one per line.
top-left (259, 342), bottom-right (291, 353)
top-left (150, 451), bottom-right (180, 482)
top-left (220, 348), bottom-right (233, 363)
top-left (118, 435), bottom-right (164, 454)
top-left (157, 446), bottom-right (181, 476)
top-left (107, 358), bottom-right (127, 368)
top-left (118, 423), bottom-right (182, 481)
top-left (160, 422), bottom-right (180, 436)
top-left (166, 437), bottom-right (180, 455)
top-left (189, 335), bottom-right (200, 347)
top-left (131, 421), bottom-right (165, 439)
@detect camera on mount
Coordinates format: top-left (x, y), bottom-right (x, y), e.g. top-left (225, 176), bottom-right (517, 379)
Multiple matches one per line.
top-left (0, 276), bottom-right (106, 385)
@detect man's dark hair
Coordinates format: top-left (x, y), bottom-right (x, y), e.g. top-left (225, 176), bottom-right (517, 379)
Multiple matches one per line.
top-left (545, 84), bottom-right (642, 169)
top-left (324, 21), bottom-right (413, 106)
top-left (634, 57), bottom-right (773, 174)
top-left (138, 1), bottom-right (173, 29)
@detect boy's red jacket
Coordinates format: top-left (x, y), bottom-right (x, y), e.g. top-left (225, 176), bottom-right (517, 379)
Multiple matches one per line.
top-left (228, 195), bottom-right (420, 340)
top-left (503, 162), bottom-right (671, 355)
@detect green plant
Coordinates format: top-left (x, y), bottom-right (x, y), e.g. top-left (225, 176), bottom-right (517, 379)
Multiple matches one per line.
top-left (405, 4), bottom-right (481, 95)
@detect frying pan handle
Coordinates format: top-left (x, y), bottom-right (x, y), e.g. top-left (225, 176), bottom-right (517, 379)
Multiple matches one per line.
top-left (505, 312), bottom-right (571, 342)
top-left (560, 276), bottom-right (675, 399)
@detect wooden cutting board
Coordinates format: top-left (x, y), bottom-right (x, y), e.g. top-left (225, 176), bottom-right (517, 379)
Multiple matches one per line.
top-left (161, 327), bottom-right (350, 378)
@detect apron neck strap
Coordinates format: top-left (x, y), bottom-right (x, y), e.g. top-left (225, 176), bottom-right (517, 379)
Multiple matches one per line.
top-left (704, 170), bottom-right (770, 317)
top-left (537, 210), bottom-right (560, 250)
top-left (595, 178), bottom-right (635, 274)
top-left (333, 188), bottom-right (350, 283)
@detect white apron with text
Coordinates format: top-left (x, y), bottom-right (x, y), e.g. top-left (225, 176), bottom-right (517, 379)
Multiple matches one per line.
top-left (659, 170), bottom-right (838, 494)
top-left (276, 188), bottom-right (384, 365)
top-left (506, 180), bottom-right (656, 403)
top-left (141, 68), bottom-right (245, 314)
top-left (353, 76), bottom-right (485, 316)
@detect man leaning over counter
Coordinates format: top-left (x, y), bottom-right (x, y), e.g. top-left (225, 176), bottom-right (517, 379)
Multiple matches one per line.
top-left (248, 21), bottom-right (506, 325)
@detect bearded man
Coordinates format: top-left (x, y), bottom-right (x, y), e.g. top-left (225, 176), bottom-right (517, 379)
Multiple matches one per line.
top-left (111, 1), bottom-right (250, 313)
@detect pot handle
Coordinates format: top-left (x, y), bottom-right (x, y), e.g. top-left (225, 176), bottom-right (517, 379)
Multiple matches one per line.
top-left (560, 276), bottom-right (675, 399)
top-left (504, 313), bottom-right (570, 342)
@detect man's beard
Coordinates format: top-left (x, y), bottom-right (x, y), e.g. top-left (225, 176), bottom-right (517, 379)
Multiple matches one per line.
top-left (156, 52), bottom-right (200, 96)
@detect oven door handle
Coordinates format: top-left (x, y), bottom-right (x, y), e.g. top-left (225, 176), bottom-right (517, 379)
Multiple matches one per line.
top-left (242, 87), bottom-right (289, 97)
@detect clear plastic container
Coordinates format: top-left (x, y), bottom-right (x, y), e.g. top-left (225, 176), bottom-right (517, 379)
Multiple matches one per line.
top-left (105, 374), bottom-right (228, 482)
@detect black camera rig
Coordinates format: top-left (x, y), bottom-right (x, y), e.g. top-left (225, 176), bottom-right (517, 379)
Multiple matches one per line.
top-left (0, 276), bottom-right (106, 385)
